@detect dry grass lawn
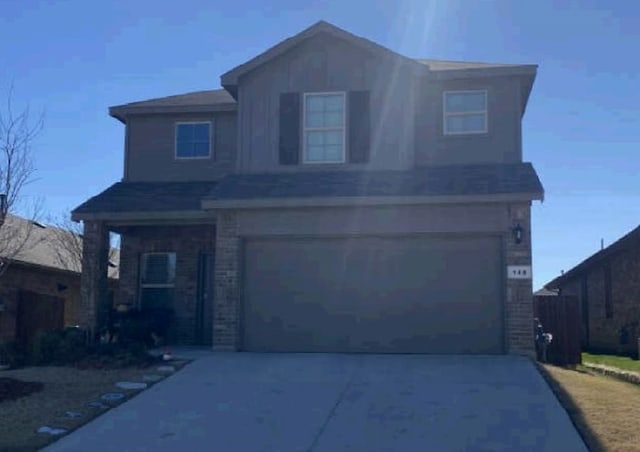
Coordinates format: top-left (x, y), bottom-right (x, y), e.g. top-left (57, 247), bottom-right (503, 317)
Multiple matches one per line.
top-left (541, 364), bottom-right (640, 452)
top-left (0, 365), bottom-right (168, 451)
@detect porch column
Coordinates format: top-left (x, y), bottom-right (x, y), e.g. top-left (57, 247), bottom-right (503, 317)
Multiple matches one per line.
top-left (213, 211), bottom-right (241, 350)
top-left (80, 220), bottom-right (110, 339)
top-left (505, 202), bottom-right (535, 357)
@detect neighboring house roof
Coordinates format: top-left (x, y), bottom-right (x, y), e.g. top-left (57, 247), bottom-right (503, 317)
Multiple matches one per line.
top-left (1, 214), bottom-right (119, 278)
top-left (546, 225), bottom-right (640, 289)
top-left (534, 287), bottom-right (559, 296)
top-left (204, 163), bottom-right (544, 208)
top-left (71, 181), bottom-right (220, 221)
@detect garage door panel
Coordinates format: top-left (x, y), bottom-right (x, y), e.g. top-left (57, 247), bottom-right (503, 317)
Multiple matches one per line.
top-left (243, 235), bottom-right (503, 353)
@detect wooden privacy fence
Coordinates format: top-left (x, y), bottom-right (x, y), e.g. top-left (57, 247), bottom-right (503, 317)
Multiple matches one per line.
top-left (16, 290), bottom-right (64, 350)
top-left (533, 295), bottom-right (582, 366)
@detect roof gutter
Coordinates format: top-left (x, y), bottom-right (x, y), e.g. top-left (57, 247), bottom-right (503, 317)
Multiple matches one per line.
top-left (109, 103), bottom-right (237, 124)
top-left (71, 210), bottom-right (216, 223)
top-left (202, 192), bottom-right (544, 210)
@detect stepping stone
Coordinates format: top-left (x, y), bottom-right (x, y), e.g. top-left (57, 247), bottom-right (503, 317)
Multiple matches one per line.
top-left (101, 392), bottom-right (125, 402)
top-left (37, 426), bottom-right (67, 435)
top-left (116, 381), bottom-right (148, 390)
top-left (88, 401), bottom-right (109, 409)
top-left (157, 365), bottom-right (175, 373)
top-left (142, 374), bottom-right (164, 382)
top-left (64, 411), bottom-right (83, 419)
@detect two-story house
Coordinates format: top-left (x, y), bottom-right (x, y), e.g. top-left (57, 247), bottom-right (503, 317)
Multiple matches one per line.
top-left (73, 21), bottom-right (543, 355)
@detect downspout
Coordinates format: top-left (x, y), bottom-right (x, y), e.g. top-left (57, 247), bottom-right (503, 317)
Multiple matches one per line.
top-left (123, 117), bottom-right (130, 181)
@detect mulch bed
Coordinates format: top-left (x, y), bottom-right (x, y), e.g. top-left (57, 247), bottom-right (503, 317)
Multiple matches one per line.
top-left (0, 377), bottom-right (44, 403)
top-left (73, 353), bottom-right (162, 370)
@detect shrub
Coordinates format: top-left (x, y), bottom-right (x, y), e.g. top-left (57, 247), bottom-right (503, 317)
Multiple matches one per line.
top-left (0, 340), bottom-right (27, 369)
top-left (108, 307), bottom-right (174, 347)
top-left (29, 323), bottom-right (159, 369)
top-left (32, 328), bottom-right (88, 365)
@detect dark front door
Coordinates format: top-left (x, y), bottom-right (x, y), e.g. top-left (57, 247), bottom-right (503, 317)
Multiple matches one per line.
top-left (195, 252), bottom-right (214, 345)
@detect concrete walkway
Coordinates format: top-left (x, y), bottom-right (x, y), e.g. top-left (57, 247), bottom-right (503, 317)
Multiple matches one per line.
top-left (46, 353), bottom-right (586, 452)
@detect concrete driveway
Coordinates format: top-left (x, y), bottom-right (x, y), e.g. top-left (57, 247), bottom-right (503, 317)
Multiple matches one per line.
top-left (46, 353), bottom-right (586, 452)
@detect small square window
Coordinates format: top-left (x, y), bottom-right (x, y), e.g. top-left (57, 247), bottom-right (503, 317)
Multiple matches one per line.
top-left (443, 91), bottom-right (488, 135)
top-left (175, 123), bottom-right (211, 158)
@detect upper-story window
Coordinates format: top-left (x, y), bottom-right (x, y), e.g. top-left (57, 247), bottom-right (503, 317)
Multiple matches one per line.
top-left (303, 92), bottom-right (346, 163)
top-left (175, 122), bottom-right (211, 159)
top-left (443, 91), bottom-right (487, 135)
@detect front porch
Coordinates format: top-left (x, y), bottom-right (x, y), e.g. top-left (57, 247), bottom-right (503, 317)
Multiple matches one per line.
top-left (79, 219), bottom-right (219, 346)
top-left (71, 180), bottom-right (227, 347)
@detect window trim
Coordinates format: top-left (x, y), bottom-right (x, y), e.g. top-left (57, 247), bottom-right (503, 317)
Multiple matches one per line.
top-left (139, 252), bottom-right (176, 289)
top-left (302, 91), bottom-right (347, 164)
top-left (442, 90), bottom-right (488, 136)
top-left (174, 121), bottom-right (213, 160)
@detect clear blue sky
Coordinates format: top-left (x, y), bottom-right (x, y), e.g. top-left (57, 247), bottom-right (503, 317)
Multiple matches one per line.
top-left (1, 0), bottom-right (638, 289)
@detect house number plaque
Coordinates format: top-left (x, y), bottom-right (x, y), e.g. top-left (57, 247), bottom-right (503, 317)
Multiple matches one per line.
top-left (507, 265), bottom-right (532, 279)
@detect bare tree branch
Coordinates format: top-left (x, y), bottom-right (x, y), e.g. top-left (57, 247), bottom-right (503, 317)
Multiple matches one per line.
top-left (0, 85), bottom-right (44, 277)
top-left (48, 212), bottom-right (119, 274)
top-left (48, 213), bottom-right (84, 273)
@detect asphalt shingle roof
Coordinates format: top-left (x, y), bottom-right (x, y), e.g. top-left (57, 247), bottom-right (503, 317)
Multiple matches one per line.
top-left (72, 181), bottom-right (220, 214)
top-left (111, 61), bottom-right (528, 111)
top-left (546, 225), bottom-right (640, 289)
top-left (111, 89), bottom-right (235, 110)
top-left (208, 163), bottom-right (544, 201)
top-left (2, 214), bottom-right (119, 277)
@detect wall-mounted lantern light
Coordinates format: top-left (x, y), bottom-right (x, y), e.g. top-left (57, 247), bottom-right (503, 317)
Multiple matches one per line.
top-left (512, 223), bottom-right (524, 244)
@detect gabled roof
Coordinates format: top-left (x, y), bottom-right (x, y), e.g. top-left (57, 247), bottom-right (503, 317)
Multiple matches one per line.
top-left (220, 20), bottom-right (426, 95)
top-left (108, 21), bottom-right (537, 121)
top-left (203, 163), bottom-right (544, 208)
top-left (109, 89), bottom-right (236, 123)
top-left (1, 214), bottom-right (119, 278)
top-left (546, 225), bottom-right (640, 289)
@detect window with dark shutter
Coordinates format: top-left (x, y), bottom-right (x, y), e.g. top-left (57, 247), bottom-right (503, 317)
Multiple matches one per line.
top-left (348, 90), bottom-right (370, 163)
top-left (303, 92), bottom-right (346, 163)
top-left (279, 92), bottom-right (300, 165)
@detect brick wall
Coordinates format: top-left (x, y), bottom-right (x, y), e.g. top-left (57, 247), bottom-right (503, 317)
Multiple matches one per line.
top-left (118, 224), bottom-right (216, 344)
top-left (214, 203), bottom-right (537, 356)
top-left (558, 247), bottom-right (640, 355)
top-left (504, 202), bottom-right (535, 357)
top-left (213, 212), bottom-right (241, 351)
top-left (80, 221), bottom-right (110, 334)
